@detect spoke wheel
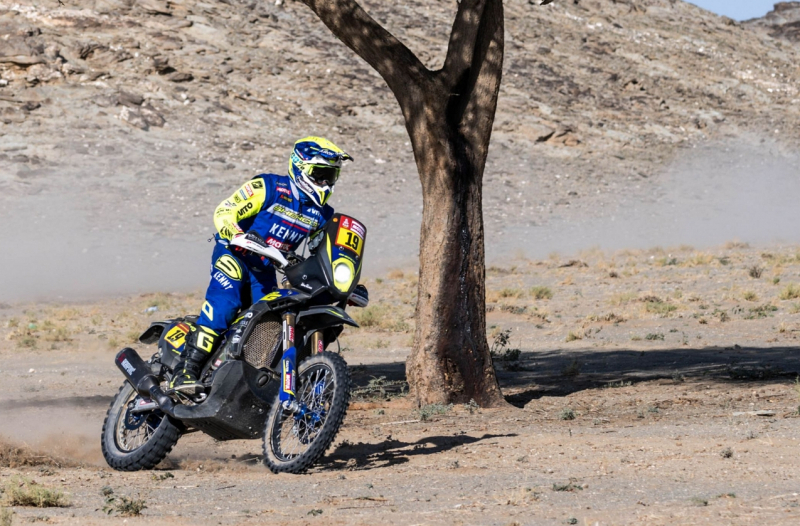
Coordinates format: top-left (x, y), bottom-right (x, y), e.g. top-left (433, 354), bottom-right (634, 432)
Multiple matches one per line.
top-left (101, 381), bottom-right (181, 471)
top-left (116, 390), bottom-right (164, 452)
top-left (263, 352), bottom-right (350, 473)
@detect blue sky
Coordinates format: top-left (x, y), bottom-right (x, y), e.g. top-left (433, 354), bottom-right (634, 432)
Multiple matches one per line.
top-left (685, 1), bottom-right (779, 21)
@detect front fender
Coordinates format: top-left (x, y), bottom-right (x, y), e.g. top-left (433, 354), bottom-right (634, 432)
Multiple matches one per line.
top-left (297, 306), bottom-right (359, 332)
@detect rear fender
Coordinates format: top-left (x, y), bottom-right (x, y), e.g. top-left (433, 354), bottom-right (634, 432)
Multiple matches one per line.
top-left (138, 321), bottom-right (170, 345)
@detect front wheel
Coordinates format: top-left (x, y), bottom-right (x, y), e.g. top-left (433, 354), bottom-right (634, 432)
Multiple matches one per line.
top-left (262, 352), bottom-right (351, 473)
top-left (101, 381), bottom-right (181, 471)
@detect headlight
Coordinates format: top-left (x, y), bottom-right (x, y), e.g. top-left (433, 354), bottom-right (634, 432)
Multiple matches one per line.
top-left (333, 262), bottom-right (352, 285)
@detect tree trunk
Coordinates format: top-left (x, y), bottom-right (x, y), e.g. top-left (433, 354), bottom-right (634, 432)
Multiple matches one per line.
top-left (405, 0), bottom-right (506, 407)
top-left (303, 0), bottom-right (508, 406)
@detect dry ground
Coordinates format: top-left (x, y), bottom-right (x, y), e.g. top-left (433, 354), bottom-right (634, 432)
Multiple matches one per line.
top-left (2, 243), bottom-right (800, 525)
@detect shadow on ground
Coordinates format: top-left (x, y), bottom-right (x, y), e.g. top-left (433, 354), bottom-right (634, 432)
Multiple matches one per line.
top-left (349, 346), bottom-right (800, 407)
top-left (315, 433), bottom-right (516, 471)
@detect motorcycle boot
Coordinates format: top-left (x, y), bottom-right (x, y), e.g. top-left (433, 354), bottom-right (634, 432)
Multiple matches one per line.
top-left (170, 325), bottom-right (220, 395)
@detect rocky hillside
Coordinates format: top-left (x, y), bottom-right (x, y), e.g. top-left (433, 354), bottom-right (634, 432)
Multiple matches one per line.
top-left (745, 1), bottom-right (800, 41)
top-left (2, 0), bottom-right (800, 299)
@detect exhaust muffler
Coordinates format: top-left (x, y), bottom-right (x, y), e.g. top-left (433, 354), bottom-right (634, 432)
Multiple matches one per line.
top-left (115, 348), bottom-right (175, 415)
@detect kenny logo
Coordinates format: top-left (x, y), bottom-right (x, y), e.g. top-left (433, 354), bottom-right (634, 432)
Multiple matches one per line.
top-left (213, 271), bottom-right (234, 290)
top-left (269, 224), bottom-right (303, 243)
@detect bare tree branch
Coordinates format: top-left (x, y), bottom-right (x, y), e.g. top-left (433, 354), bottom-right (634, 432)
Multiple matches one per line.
top-left (441, 0), bottom-right (488, 87)
top-left (300, 0), bottom-right (431, 106)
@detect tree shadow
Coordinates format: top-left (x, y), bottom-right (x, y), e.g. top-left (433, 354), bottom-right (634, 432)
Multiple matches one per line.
top-left (314, 433), bottom-right (516, 471)
top-left (349, 345), bottom-right (800, 407)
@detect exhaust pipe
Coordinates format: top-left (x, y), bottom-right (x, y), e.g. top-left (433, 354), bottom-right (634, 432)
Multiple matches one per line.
top-left (115, 348), bottom-right (175, 416)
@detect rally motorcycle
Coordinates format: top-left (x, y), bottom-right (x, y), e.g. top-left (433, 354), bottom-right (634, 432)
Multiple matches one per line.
top-left (101, 214), bottom-right (368, 473)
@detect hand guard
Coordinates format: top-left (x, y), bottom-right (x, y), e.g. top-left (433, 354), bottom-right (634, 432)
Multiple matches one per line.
top-left (307, 229), bottom-right (324, 253)
top-left (348, 284), bottom-right (369, 307)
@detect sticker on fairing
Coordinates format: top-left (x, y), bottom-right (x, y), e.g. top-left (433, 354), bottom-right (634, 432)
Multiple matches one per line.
top-left (335, 217), bottom-right (364, 257)
top-left (164, 323), bottom-right (189, 348)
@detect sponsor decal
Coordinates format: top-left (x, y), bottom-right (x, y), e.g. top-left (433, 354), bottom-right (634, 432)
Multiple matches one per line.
top-left (267, 204), bottom-right (319, 229)
top-left (305, 207), bottom-right (321, 216)
top-left (282, 363), bottom-right (294, 395)
top-left (236, 201), bottom-right (254, 218)
top-left (266, 237), bottom-right (291, 250)
top-left (213, 271), bottom-right (234, 290)
top-left (299, 283), bottom-right (312, 290)
top-left (121, 358), bottom-right (136, 375)
top-left (349, 219), bottom-right (366, 238)
top-left (214, 359), bottom-right (222, 367)
top-left (214, 254), bottom-right (242, 280)
top-left (276, 186), bottom-right (291, 195)
top-left (341, 217), bottom-right (350, 229)
top-left (196, 332), bottom-right (216, 353)
top-left (268, 223), bottom-right (304, 243)
top-left (279, 195), bottom-right (293, 203)
top-left (252, 180), bottom-right (263, 189)
top-left (316, 338), bottom-right (324, 354)
top-left (233, 194), bottom-right (242, 203)
top-left (288, 325), bottom-right (294, 342)
top-left (202, 301), bottom-right (214, 321)
top-left (263, 291), bottom-right (283, 302)
top-left (244, 184), bottom-right (254, 198)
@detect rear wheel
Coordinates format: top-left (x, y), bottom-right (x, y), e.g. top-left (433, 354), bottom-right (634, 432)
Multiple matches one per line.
top-left (262, 352), bottom-right (350, 473)
top-left (101, 382), bottom-right (181, 471)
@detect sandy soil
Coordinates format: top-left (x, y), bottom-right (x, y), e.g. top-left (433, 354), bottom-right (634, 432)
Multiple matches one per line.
top-left (2, 243), bottom-right (800, 525)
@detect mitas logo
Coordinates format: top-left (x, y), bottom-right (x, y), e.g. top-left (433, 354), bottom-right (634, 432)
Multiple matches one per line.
top-left (121, 359), bottom-right (136, 375)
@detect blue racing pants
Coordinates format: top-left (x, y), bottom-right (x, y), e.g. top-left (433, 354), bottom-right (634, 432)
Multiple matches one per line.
top-left (196, 242), bottom-right (278, 333)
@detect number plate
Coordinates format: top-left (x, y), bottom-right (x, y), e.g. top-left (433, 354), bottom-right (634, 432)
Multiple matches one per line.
top-left (335, 216), bottom-right (364, 256)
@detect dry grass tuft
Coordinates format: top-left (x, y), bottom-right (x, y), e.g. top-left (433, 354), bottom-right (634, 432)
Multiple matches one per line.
top-left (565, 331), bottom-right (583, 342)
top-left (2, 476), bottom-right (69, 508)
top-left (609, 292), bottom-right (637, 306)
top-left (352, 303), bottom-right (410, 332)
top-left (499, 288), bottom-right (524, 299)
top-left (530, 286), bottom-right (553, 300)
top-left (742, 291), bottom-right (758, 302)
top-left (682, 252), bottom-right (715, 267)
top-left (780, 283), bottom-right (800, 300)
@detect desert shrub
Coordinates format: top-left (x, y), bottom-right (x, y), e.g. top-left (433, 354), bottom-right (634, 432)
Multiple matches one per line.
top-left (2, 477), bottom-right (69, 508)
top-left (417, 403), bottom-right (452, 421)
top-left (102, 494), bottom-right (147, 517)
top-left (559, 408), bottom-right (575, 421)
top-left (780, 283), bottom-right (800, 300)
top-left (351, 303), bottom-right (410, 332)
top-left (530, 286), bottom-right (553, 300)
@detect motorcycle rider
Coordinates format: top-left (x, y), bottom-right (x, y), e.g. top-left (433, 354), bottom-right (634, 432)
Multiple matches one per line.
top-left (170, 136), bottom-right (353, 394)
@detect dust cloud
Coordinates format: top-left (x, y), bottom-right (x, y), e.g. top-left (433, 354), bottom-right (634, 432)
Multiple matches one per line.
top-left (494, 137), bottom-right (800, 260)
top-left (0, 192), bottom-right (209, 303)
top-left (2, 136), bottom-right (799, 304)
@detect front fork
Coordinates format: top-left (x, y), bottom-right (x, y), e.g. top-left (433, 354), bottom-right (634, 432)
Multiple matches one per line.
top-left (278, 312), bottom-right (324, 411)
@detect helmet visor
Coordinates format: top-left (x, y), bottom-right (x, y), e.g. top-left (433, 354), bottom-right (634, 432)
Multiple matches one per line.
top-left (307, 165), bottom-right (340, 187)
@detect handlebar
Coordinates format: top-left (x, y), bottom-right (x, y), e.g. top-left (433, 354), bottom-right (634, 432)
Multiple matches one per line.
top-left (228, 233), bottom-right (290, 268)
